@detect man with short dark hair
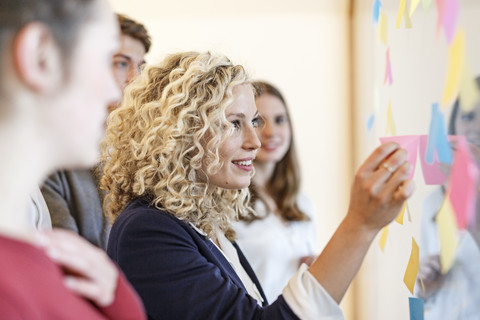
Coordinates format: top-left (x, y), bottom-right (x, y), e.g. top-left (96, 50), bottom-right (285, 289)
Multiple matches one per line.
top-left (41, 14), bottom-right (151, 249)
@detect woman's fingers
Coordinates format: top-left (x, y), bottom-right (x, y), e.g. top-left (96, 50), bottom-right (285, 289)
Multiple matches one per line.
top-left (37, 229), bottom-right (118, 307)
top-left (357, 142), bottom-right (401, 174)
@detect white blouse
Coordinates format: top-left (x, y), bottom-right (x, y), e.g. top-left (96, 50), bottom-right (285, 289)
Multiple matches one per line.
top-left (234, 192), bottom-right (318, 302)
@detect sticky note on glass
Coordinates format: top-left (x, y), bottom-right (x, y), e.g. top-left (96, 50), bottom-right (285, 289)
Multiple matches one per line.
top-left (459, 65), bottom-right (480, 112)
top-left (425, 103), bottom-right (452, 165)
top-left (436, 197), bottom-right (458, 273)
top-left (410, 0), bottom-right (421, 17)
top-left (441, 29), bottom-right (465, 107)
top-left (373, 0), bottom-right (382, 23)
top-left (395, 201), bottom-right (408, 224)
top-left (443, 0), bottom-right (459, 44)
top-left (379, 226), bottom-right (389, 252)
top-left (446, 138), bottom-right (479, 229)
top-left (384, 48), bottom-right (393, 85)
top-left (403, 237), bottom-right (420, 294)
top-left (384, 100), bottom-right (397, 136)
top-left (379, 11), bottom-right (388, 45)
top-left (409, 297), bottom-right (424, 320)
top-left (379, 135), bottom-right (419, 180)
top-left (422, 0), bottom-right (433, 11)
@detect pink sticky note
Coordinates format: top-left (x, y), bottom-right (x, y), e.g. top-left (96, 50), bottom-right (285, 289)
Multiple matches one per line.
top-left (435, 0), bottom-right (446, 39)
top-left (384, 48), bottom-right (393, 85)
top-left (443, 0), bottom-right (459, 44)
top-left (446, 138), bottom-right (479, 229)
top-left (419, 135), bottom-right (468, 185)
top-left (419, 135), bottom-right (447, 185)
top-left (379, 135), bottom-right (419, 180)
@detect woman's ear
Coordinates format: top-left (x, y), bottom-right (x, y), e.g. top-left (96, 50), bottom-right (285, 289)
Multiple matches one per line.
top-left (13, 22), bottom-right (62, 93)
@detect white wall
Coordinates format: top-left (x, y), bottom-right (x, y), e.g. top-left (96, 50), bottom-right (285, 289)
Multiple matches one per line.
top-left (110, 0), bottom-right (354, 316)
top-left (353, 1), bottom-right (480, 319)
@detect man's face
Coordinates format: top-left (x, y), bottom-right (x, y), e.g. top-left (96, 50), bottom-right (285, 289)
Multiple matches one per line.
top-left (109, 34), bottom-right (146, 112)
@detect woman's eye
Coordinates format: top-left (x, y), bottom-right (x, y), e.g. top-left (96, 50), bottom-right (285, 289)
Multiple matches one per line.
top-left (113, 60), bottom-right (129, 69)
top-left (252, 117), bottom-right (261, 128)
top-left (276, 116), bottom-right (286, 124)
top-left (461, 112), bottom-right (475, 122)
top-left (231, 120), bottom-right (240, 129)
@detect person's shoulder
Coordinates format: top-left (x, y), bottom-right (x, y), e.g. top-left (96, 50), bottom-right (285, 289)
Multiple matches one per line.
top-left (296, 192), bottom-right (316, 219)
top-left (115, 198), bottom-right (186, 232)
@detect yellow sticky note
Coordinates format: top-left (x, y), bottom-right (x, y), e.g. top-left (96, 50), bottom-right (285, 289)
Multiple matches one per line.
top-left (379, 226), bottom-right (389, 252)
top-left (396, 0), bottom-right (412, 29)
top-left (436, 197), bottom-right (459, 273)
top-left (407, 202), bottom-right (412, 222)
top-left (396, 201), bottom-right (407, 224)
top-left (384, 100), bottom-right (397, 136)
top-left (403, 237), bottom-right (420, 294)
top-left (396, 0), bottom-right (407, 29)
top-left (379, 11), bottom-right (388, 45)
top-left (410, 0), bottom-right (421, 17)
top-left (459, 64), bottom-right (479, 112)
top-left (442, 29), bottom-right (465, 107)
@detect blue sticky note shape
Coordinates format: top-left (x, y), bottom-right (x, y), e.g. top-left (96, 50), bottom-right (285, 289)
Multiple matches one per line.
top-left (373, 0), bottom-right (382, 23)
top-left (425, 103), bottom-right (453, 165)
top-left (409, 297), bottom-right (424, 320)
top-left (367, 114), bottom-right (375, 131)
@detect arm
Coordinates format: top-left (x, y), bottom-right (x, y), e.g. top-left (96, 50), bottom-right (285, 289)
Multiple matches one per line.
top-left (309, 142), bottom-right (414, 303)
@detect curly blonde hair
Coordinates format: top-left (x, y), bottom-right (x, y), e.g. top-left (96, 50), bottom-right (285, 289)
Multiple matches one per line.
top-left (101, 51), bottom-right (254, 240)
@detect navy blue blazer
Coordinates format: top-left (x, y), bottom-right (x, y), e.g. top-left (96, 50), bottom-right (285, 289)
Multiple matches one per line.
top-left (107, 197), bottom-right (299, 320)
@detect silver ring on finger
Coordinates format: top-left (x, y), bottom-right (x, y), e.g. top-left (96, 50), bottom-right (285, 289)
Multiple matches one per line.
top-left (382, 162), bottom-right (394, 174)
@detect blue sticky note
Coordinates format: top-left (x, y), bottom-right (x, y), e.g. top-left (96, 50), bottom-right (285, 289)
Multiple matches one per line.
top-left (425, 103), bottom-right (453, 165)
top-left (373, 0), bottom-right (382, 23)
top-left (367, 114), bottom-right (375, 131)
top-left (409, 297), bottom-right (424, 320)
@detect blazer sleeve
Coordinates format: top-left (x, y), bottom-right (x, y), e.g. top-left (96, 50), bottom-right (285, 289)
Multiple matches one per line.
top-left (108, 208), bottom-right (298, 320)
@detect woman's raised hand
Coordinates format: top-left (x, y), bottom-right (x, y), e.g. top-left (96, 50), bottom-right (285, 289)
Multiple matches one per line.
top-left (346, 142), bottom-right (415, 234)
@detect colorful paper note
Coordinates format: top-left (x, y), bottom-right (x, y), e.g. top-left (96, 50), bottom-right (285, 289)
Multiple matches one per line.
top-left (373, 0), bottom-right (382, 23)
top-left (395, 201), bottom-right (407, 224)
top-left (379, 11), bottom-right (388, 45)
top-left (419, 135), bottom-right (445, 184)
top-left (410, 0), bottom-right (421, 17)
top-left (422, 0), bottom-right (433, 11)
top-left (441, 29), bottom-right (465, 107)
top-left (396, 0), bottom-right (412, 28)
top-left (385, 101), bottom-right (397, 136)
top-left (379, 226), bottom-right (389, 252)
top-left (436, 0), bottom-right (446, 38)
top-left (443, 0), bottom-right (459, 44)
top-left (380, 135), bottom-right (419, 180)
top-left (425, 104), bottom-right (452, 165)
top-left (459, 64), bottom-right (479, 112)
top-left (409, 297), bottom-right (425, 320)
top-left (446, 138), bottom-right (479, 229)
top-left (436, 197), bottom-right (458, 273)
top-left (403, 237), bottom-right (420, 294)
top-left (367, 114), bottom-right (375, 131)
top-left (384, 48), bottom-right (393, 85)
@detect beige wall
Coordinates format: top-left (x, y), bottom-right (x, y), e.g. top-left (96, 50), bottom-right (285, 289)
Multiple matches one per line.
top-left (110, 0), bottom-right (354, 317)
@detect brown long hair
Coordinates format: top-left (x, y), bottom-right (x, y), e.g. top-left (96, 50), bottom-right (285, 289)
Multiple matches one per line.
top-left (244, 81), bottom-right (309, 222)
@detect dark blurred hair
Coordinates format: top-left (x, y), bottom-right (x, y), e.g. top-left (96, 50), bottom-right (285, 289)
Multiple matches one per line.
top-left (117, 14), bottom-right (151, 53)
top-left (244, 81), bottom-right (309, 222)
top-left (0, 0), bottom-right (97, 62)
top-left (449, 75), bottom-right (480, 135)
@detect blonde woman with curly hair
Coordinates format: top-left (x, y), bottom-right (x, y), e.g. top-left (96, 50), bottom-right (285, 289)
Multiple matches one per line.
top-left (103, 51), bottom-right (415, 319)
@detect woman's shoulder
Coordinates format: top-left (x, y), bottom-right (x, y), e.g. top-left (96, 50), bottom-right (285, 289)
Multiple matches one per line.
top-left (296, 192), bottom-right (316, 219)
